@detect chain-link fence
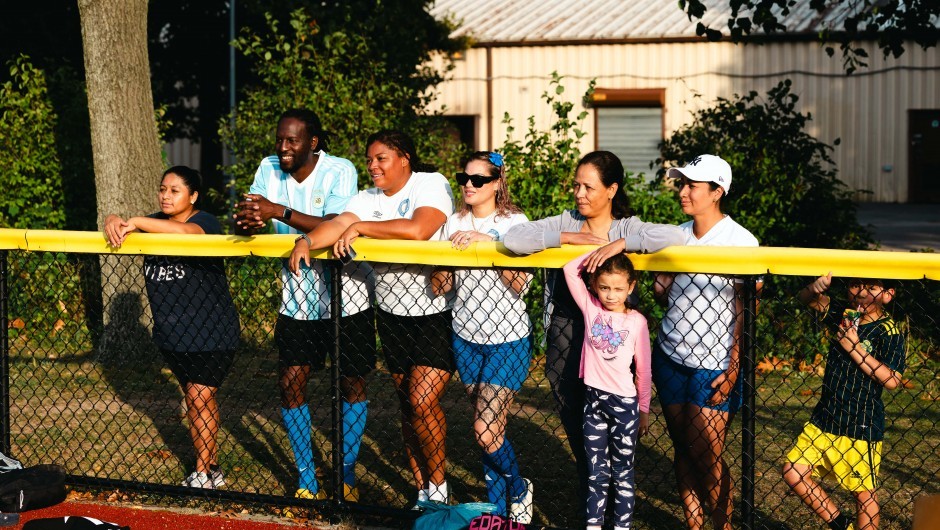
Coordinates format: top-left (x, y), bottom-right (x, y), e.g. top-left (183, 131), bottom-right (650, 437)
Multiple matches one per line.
top-left (1, 241), bottom-right (937, 529)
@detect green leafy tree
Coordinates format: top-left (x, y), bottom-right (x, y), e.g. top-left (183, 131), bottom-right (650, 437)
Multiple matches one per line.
top-left (0, 56), bottom-right (66, 229)
top-left (495, 74), bottom-right (596, 351)
top-left (656, 79), bottom-right (872, 250)
top-left (680, 0), bottom-right (940, 74)
top-left (499, 73), bottom-right (595, 221)
top-left (219, 9), bottom-right (464, 194)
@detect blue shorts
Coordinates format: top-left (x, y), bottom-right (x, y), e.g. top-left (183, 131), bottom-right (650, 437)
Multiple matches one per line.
top-left (652, 344), bottom-right (742, 414)
top-left (452, 334), bottom-right (532, 391)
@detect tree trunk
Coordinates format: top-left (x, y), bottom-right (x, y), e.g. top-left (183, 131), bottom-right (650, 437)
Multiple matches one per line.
top-left (78, 0), bottom-right (162, 360)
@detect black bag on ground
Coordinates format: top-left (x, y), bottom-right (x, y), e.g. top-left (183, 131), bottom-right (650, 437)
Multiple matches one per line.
top-left (23, 516), bottom-right (129, 530)
top-left (0, 464), bottom-right (67, 512)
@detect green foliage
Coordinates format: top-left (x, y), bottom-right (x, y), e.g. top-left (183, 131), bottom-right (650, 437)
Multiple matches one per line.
top-left (657, 80), bottom-right (872, 250)
top-left (495, 74), bottom-right (595, 351)
top-left (680, 0), bottom-right (940, 74)
top-left (622, 172), bottom-right (685, 227)
top-left (499, 73), bottom-right (595, 221)
top-left (0, 55), bottom-right (66, 229)
top-left (219, 9), bottom-right (465, 197)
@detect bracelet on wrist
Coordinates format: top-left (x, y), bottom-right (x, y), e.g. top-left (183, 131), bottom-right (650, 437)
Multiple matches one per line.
top-left (295, 233), bottom-right (311, 246)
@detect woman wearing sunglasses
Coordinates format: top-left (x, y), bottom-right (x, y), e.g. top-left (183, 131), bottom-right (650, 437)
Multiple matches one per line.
top-left (502, 151), bottom-right (685, 514)
top-left (432, 151), bottom-right (534, 523)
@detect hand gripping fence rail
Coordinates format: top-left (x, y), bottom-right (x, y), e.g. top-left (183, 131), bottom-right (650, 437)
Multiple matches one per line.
top-left (0, 229), bottom-right (938, 529)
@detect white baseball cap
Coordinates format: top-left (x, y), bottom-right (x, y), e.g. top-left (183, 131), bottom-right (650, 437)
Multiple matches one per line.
top-left (666, 154), bottom-right (732, 195)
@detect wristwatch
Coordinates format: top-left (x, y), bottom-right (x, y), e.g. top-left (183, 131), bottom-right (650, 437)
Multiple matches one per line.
top-left (282, 207), bottom-right (293, 221)
top-left (295, 233), bottom-right (311, 246)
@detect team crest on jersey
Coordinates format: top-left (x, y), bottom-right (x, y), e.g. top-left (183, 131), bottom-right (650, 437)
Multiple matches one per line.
top-left (312, 190), bottom-right (325, 209)
top-left (398, 198), bottom-right (411, 217)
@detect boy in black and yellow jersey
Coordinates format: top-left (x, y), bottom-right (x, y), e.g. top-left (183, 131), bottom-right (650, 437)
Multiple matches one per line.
top-left (783, 274), bottom-right (906, 530)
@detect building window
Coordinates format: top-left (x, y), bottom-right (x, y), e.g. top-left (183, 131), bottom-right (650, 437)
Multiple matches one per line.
top-left (592, 89), bottom-right (665, 179)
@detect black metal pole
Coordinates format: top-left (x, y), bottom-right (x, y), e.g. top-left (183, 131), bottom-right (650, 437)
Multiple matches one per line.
top-left (0, 250), bottom-right (9, 455)
top-left (740, 275), bottom-right (758, 530)
top-left (330, 261), bottom-right (344, 518)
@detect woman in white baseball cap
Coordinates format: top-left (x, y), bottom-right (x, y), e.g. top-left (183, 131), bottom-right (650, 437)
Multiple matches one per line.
top-left (653, 154), bottom-right (759, 530)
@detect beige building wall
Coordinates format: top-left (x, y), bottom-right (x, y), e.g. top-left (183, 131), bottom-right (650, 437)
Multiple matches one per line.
top-left (430, 41), bottom-right (940, 203)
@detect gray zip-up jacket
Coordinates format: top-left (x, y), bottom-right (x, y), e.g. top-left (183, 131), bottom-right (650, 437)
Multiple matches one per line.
top-left (503, 210), bottom-right (685, 318)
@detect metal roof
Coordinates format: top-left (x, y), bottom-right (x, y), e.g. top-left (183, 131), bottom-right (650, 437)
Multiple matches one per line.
top-left (429, 0), bottom-right (888, 44)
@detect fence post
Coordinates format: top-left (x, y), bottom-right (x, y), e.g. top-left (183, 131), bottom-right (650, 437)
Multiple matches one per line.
top-left (740, 275), bottom-right (758, 529)
top-left (0, 250), bottom-right (9, 455)
top-left (330, 261), bottom-right (344, 517)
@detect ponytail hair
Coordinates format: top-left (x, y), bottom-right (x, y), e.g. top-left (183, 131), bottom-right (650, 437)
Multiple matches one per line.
top-left (366, 129), bottom-right (436, 173)
top-left (163, 165), bottom-right (202, 207)
top-left (584, 252), bottom-right (639, 309)
top-left (458, 151), bottom-right (522, 219)
top-left (577, 151), bottom-right (634, 219)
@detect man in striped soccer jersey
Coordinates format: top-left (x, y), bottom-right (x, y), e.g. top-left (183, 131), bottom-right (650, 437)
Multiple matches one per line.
top-left (234, 109), bottom-right (374, 502)
top-left (783, 273), bottom-right (906, 530)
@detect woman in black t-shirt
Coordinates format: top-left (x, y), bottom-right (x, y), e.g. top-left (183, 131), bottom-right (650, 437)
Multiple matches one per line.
top-left (104, 166), bottom-right (241, 490)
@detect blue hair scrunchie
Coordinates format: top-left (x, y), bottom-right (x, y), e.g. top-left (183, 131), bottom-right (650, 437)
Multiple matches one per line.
top-left (488, 152), bottom-right (504, 167)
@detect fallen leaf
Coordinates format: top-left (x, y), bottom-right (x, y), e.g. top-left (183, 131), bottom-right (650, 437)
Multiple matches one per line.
top-left (901, 378), bottom-right (915, 389)
top-left (53, 319), bottom-right (65, 332)
top-left (145, 449), bottom-right (173, 460)
top-left (57, 300), bottom-right (67, 314)
top-left (10, 318), bottom-right (25, 329)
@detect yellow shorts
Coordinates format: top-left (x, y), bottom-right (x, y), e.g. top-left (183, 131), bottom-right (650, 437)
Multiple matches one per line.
top-left (786, 422), bottom-right (881, 493)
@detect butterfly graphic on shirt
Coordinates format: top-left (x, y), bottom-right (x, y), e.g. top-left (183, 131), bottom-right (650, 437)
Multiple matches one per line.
top-left (589, 314), bottom-right (630, 359)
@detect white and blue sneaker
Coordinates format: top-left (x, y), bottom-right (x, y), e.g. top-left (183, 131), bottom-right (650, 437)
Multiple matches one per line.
top-left (509, 478), bottom-right (534, 524)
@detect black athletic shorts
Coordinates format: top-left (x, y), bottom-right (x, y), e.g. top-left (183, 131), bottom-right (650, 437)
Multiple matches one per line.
top-left (275, 309), bottom-right (377, 377)
top-left (376, 309), bottom-right (454, 374)
top-left (161, 348), bottom-right (235, 388)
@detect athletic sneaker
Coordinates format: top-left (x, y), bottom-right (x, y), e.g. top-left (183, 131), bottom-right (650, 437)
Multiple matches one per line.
top-left (182, 471), bottom-right (214, 489)
top-left (0, 513), bottom-right (20, 527)
top-left (411, 489), bottom-right (430, 510)
top-left (508, 478), bottom-right (534, 524)
top-left (209, 465), bottom-right (225, 488)
top-left (343, 484), bottom-right (360, 503)
top-left (295, 488), bottom-right (328, 500)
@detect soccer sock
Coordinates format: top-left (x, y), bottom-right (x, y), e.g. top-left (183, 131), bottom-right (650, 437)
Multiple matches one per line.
top-left (281, 405), bottom-right (317, 492)
top-left (482, 440), bottom-right (525, 501)
top-left (428, 480), bottom-right (448, 502)
top-left (483, 460), bottom-right (508, 516)
top-left (342, 400), bottom-right (368, 487)
top-left (828, 513), bottom-right (851, 530)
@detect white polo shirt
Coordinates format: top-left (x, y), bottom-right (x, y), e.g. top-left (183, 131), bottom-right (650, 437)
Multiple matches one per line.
top-left (442, 211), bottom-right (532, 344)
top-left (656, 216), bottom-right (759, 370)
top-left (343, 171), bottom-right (455, 316)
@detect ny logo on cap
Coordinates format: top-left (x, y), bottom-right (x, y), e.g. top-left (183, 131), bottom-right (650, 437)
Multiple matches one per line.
top-left (689, 156), bottom-right (702, 166)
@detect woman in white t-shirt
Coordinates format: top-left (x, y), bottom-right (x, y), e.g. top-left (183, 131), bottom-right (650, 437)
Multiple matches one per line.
top-left (289, 130), bottom-right (456, 505)
top-left (652, 155), bottom-right (759, 530)
top-left (432, 151), bottom-right (533, 522)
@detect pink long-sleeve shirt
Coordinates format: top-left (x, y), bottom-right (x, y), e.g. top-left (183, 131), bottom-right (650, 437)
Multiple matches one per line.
top-left (563, 253), bottom-right (652, 413)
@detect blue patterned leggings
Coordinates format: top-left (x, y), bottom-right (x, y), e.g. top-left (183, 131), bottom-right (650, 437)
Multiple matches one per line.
top-left (583, 386), bottom-right (640, 528)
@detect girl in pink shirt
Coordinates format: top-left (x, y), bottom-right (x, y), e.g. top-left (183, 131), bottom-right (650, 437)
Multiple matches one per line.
top-left (563, 251), bottom-right (651, 530)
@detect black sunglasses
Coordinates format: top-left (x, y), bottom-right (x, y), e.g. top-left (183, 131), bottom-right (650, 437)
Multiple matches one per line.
top-left (455, 172), bottom-right (500, 188)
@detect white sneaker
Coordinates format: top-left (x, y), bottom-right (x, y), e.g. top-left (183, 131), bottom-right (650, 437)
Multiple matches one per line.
top-left (209, 466), bottom-right (225, 488)
top-left (182, 471), bottom-right (214, 489)
top-left (509, 478), bottom-right (533, 524)
top-left (412, 489), bottom-right (430, 510)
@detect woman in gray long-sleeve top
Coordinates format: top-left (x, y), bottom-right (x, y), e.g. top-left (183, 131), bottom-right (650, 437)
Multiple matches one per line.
top-left (503, 151), bottom-right (684, 511)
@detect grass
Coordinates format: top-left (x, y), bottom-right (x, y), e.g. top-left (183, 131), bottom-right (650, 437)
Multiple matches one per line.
top-left (8, 338), bottom-right (938, 529)
top-left (6, 256), bottom-right (939, 529)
